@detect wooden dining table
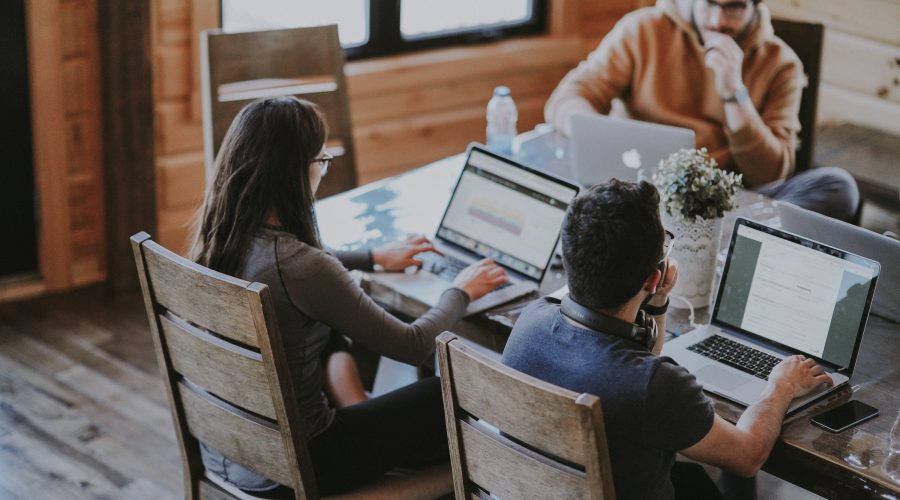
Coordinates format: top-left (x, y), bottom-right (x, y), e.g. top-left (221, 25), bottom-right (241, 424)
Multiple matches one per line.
top-left (316, 151), bottom-right (900, 498)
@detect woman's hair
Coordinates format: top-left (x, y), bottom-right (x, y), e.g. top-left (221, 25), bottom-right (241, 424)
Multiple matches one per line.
top-left (190, 96), bottom-right (327, 275)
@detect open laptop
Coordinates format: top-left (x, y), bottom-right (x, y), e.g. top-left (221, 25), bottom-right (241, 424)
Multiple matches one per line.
top-left (369, 144), bottom-right (580, 316)
top-left (663, 218), bottom-right (880, 415)
top-left (778, 201), bottom-right (900, 324)
top-left (569, 113), bottom-right (695, 187)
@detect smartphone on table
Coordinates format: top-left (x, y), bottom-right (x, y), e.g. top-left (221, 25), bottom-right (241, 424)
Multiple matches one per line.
top-left (810, 400), bottom-right (879, 433)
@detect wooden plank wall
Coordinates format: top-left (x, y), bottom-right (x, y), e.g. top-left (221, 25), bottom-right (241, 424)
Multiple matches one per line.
top-left (150, 0), bottom-right (639, 253)
top-left (767, 0), bottom-right (900, 135)
top-left (17, 0), bottom-right (106, 302)
top-left (61, 0), bottom-right (105, 287)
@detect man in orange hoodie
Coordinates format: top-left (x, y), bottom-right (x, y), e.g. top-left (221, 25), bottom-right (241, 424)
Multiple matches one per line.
top-left (546, 0), bottom-right (858, 222)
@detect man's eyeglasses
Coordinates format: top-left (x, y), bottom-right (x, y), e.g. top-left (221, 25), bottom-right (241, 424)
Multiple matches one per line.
top-left (703, 0), bottom-right (751, 18)
top-left (312, 153), bottom-right (334, 177)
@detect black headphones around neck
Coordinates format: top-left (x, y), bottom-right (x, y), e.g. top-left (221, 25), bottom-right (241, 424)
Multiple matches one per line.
top-left (560, 294), bottom-right (658, 351)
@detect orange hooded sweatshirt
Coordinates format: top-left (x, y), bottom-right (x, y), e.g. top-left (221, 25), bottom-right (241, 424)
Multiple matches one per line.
top-left (545, 0), bottom-right (804, 187)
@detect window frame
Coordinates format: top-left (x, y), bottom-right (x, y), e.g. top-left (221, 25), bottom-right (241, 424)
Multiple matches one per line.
top-left (220, 0), bottom-right (549, 60)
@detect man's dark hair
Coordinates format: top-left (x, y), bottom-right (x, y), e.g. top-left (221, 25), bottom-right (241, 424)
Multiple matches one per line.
top-left (561, 180), bottom-right (665, 311)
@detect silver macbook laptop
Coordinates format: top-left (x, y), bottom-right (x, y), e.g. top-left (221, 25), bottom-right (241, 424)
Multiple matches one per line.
top-left (777, 201), bottom-right (900, 324)
top-left (569, 113), bottom-right (695, 187)
top-left (370, 144), bottom-right (580, 316)
top-left (663, 218), bottom-right (880, 415)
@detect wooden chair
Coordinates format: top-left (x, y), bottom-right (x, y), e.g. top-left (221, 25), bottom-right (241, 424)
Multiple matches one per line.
top-left (131, 232), bottom-right (451, 499)
top-left (772, 19), bottom-right (825, 173)
top-left (201, 24), bottom-right (357, 197)
top-left (436, 332), bottom-right (616, 499)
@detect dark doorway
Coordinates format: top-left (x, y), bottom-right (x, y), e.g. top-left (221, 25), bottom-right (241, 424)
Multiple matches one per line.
top-left (0, 0), bottom-right (39, 279)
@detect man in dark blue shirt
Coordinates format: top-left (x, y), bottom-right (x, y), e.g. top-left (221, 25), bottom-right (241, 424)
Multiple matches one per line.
top-left (502, 180), bottom-right (832, 499)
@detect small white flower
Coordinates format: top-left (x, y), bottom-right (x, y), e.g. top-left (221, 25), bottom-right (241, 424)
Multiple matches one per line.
top-left (656, 148), bottom-right (742, 221)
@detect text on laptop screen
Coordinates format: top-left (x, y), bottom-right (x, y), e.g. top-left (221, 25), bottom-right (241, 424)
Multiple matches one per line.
top-left (438, 150), bottom-right (576, 280)
top-left (714, 224), bottom-right (877, 368)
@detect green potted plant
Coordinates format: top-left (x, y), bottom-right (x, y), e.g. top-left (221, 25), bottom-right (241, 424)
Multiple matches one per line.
top-left (654, 148), bottom-right (743, 308)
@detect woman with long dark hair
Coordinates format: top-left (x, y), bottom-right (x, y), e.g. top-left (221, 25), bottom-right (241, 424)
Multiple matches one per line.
top-left (192, 96), bottom-right (506, 496)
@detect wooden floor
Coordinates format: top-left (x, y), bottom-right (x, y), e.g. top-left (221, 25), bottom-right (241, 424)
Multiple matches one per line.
top-left (0, 287), bottom-right (182, 499)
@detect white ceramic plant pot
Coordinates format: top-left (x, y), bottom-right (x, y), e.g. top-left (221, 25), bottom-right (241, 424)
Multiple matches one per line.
top-left (664, 213), bottom-right (723, 309)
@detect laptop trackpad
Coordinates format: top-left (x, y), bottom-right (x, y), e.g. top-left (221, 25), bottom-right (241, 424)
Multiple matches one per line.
top-left (696, 365), bottom-right (751, 391)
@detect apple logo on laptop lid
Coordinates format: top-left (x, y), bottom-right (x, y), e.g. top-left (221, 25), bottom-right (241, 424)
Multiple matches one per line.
top-left (622, 148), bottom-right (641, 169)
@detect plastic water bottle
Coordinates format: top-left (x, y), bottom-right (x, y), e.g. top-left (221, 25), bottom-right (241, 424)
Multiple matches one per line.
top-left (486, 86), bottom-right (518, 156)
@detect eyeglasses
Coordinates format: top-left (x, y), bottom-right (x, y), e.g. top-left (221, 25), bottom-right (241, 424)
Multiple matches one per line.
top-left (702, 0), bottom-right (751, 18)
top-left (312, 153), bottom-right (334, 177)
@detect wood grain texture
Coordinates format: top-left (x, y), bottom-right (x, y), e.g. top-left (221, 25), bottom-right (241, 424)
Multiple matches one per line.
top-left (140, 238), bottom-right (260, 347)
top-left (0, 287), bottom-right (182, 499)
top-left (437, 333), bottom-right (615, 499)
top-left (822, 30), bottom-right (900, 105)
top-left (459, 420), bottom-right (588, 499)
top-left (26, 0), bottom-right (72, 291)
top-left (446, 338), bottom-right (597, 464)
top-left (767, 0), bottom-right (900, 47)
top-left (100, 1), bottom-right (155, 291)
top-left (159, 313), bottom-right (275, 419)
top-left (177, 381), bottom-right (292, 486)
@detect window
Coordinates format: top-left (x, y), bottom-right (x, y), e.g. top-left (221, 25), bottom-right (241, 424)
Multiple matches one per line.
top-left (221, 0), bottom-right (547, 59)
top-left (221, 0), bottom-right (369, 48)
top-left (400, 0), bottom-right (533, 40)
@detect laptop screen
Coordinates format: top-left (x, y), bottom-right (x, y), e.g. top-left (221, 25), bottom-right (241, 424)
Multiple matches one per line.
top-left (712, 219), bottom-right (880, 370)
top-left (436, 147), bottom-right (578, 281)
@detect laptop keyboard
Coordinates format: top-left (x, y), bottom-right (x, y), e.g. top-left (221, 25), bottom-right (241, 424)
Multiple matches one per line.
top-left (418, 252), bottom-right (512, 291)
top-left (687, 335), bottom-right (782, 380)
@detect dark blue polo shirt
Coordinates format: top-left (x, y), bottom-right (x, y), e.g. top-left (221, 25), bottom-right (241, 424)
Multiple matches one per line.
top-left (501, 298), bottom-right (714, 499)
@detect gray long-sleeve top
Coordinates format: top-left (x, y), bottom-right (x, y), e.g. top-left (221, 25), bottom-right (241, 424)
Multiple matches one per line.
top-left (242, 227), bottom-right (469, 435)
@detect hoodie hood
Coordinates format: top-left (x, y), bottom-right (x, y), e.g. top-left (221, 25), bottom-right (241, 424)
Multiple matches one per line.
top-left (657, 0), bottom-right (776, 51)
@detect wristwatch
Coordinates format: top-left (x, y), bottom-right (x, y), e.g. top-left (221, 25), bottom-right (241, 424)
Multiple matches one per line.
top-left (722, 86), bottom-right (749, 104)
top-left (641, 297), bottom-right (669, 316)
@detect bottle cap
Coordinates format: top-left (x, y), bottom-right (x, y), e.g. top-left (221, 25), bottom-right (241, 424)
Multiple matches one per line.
top-left (493, 86), bottom-right (511, 97)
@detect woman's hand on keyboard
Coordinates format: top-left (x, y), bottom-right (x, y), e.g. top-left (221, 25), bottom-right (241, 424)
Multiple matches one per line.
top-left (372, 235), bottom-right (441, 272)
top-left (453, 259), bottom-right (508, 301)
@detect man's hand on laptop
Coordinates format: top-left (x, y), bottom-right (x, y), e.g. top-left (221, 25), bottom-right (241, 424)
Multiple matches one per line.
top-left (453, 259), bottom-right (508, 301)
top-left (768, 355), bottom-right (834, 400)
top-left (372, 235), bottom-right (441, 272)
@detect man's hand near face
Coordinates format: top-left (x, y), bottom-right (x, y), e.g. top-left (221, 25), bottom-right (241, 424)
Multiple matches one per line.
top-left (703, 31), bottom-right (745, 99)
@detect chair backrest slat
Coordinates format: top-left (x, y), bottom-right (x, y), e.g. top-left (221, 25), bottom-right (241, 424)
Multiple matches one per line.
top-left (141, 240), bottom-right (260, 347)
top-left (437, 333), bottom-right (615, 499)
top-left (178, 381), bottom-right (292, 486)
top-left (447, 335), bottom-right (594, 464)
top-left (159, 313), bottom-right (276, 420)
top-left (459, 419), bottom-right (588, 499)
top-left (204, 27), bottom-right (341, 84)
